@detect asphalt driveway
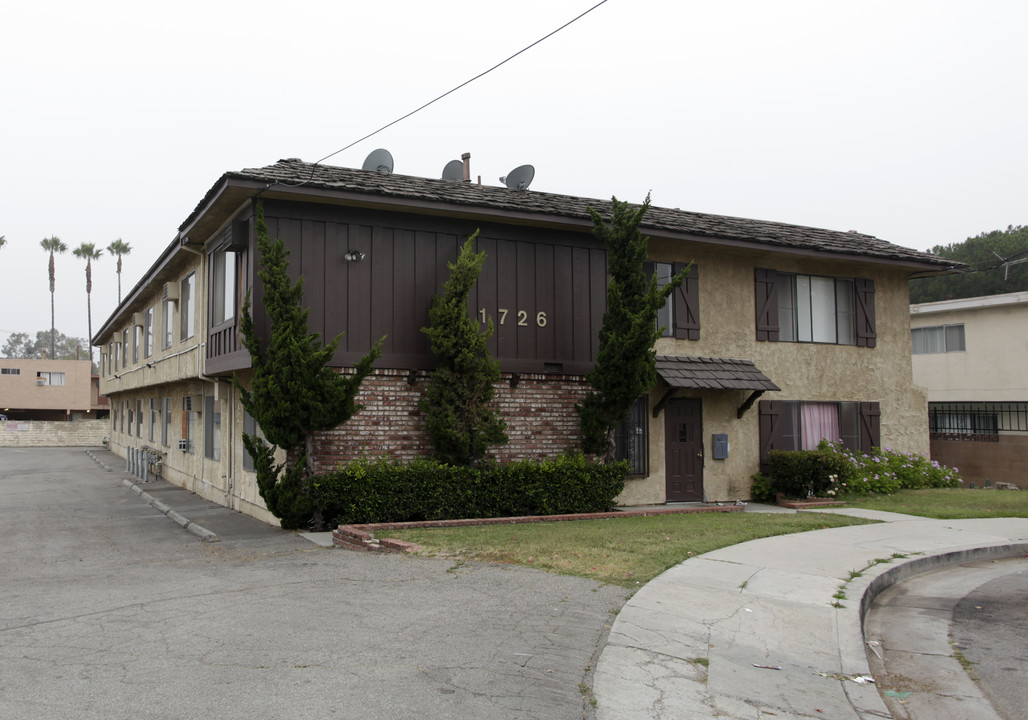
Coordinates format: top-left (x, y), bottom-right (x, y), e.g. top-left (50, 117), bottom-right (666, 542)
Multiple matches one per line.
top-left (0, 447), bottom-right (627, 720)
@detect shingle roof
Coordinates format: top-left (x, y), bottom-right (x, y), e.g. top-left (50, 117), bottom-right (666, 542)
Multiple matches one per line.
top-left (185, 158), bottom-right (959, 270)
top-left (655, 356), bottom-right (781, 391)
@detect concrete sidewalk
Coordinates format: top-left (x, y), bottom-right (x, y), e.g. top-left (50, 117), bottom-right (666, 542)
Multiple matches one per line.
top-left (592, 508), bottom-right (1028, 719)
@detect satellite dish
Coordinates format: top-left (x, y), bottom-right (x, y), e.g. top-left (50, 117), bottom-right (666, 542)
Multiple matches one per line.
top-left (362, 148), bottom-right (394, 173)
top-left (499, 164), bottom-right (534, 190)
top-left (441, 159), bottom-right (463, 181)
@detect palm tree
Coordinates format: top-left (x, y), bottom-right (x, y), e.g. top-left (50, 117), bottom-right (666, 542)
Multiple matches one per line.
top-left (73, 242), bottom-right (103, 364)
top-left (106, 238), bottom-right (132, 303)
top-left (0, 235), bottom-right (7, 250)
top-left (40, 236), bottom-right (68, 359)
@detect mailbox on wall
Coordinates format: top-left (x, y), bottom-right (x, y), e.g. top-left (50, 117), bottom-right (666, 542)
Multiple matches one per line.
top-left (712, 433), bottom-right (729, 460)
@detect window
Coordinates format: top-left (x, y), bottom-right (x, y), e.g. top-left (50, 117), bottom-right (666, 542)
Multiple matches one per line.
top-left (36, 372), bottom-right (65, 386)
top-left (144, 307), bottom-right (154, 358)
top-left (161, 397), bottom-right (171, 447)
top-left (149, 399), bottom-right (156, 442)
top-left (926, 402), bottom-right (1028, 439)
top-left (613, 396), bottom-right (648, 475)
top-left (1, 368), bottom-right (19, 375)
top-left (644, 262), bottom-right (700, 340)
top-left (755, 269), bottom-right (875, 347)
top-left (127, 406), bottom-right (133, 435)
top-left (204, 395), bottom-right (221, 460)
top-left (112, 408), bottom-right (118, 432)
top-left (181, 272), bottom-right (195, 340)
top-left (162, 296), bottom-right (174, 349)
top-left (759, 400), bottom-right (880, 471)
top-left (122, 330), bottom-right (129, 368)
top-left (136, 399), bottom-right (143, 438)
top-left (211, 249), bottom-right (237, 325)
top-left (133, 326), bottom-right (140, 364)
top-left (911, 324), bottom-right (965, 354)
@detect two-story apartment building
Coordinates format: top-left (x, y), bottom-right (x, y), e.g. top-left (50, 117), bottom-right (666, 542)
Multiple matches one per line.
top-left (911, 291), bottom-right (1028, 488)
top-left (95, 157), bottom-right (959, 524)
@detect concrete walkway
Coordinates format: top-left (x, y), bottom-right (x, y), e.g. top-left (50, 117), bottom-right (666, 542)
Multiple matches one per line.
top-left (592, 507), bottom-right (1028, 719)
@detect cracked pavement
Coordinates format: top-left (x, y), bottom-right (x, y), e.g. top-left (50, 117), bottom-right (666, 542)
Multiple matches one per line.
top-left (0, 447), bottom-right (628, 720)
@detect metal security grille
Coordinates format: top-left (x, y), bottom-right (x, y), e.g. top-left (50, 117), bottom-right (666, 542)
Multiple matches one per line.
top-left (929, 402), bottom-right (1028, 441)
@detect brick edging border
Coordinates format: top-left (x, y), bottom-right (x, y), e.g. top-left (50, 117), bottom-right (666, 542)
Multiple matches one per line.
top-left (332, 504), bottom-right (744, 553)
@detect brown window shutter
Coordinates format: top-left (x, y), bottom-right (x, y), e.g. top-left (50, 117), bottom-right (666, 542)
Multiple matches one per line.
top-left (855, 278), bottom-right (877, 348)
top-left (754, 268), bottom-right (780, 341)
top-left (859, 402), bottom-right (881, 453)
top-left (673, 263), bottom-right (700, 340)
top-left (758, 400), bottom-right (785, 473)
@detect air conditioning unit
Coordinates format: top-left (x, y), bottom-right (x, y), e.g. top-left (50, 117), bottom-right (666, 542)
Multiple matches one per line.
top-left (162, 282), bottom-right (180, 302)
top-left (178, 439), bottom-right (189, 451)
top-left (132, 312), bottom-right (144, 327)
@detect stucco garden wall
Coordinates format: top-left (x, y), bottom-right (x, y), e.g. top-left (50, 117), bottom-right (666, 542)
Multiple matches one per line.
top-left (0, 419), bottom-right (108, 447)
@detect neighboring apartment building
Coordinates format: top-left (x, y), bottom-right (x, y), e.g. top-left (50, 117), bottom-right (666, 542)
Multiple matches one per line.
top-left (94, 157), bottom-right (959, 525)
top-left (911, 291), bottom-right (1028, 488)
top-left (0, 358), bottom-right (107, 421)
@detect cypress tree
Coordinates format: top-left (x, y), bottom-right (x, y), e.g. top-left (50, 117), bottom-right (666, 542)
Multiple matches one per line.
top-left (420, 233), bottom-right (508, 465)
top-left (237, 200), bottom-right (382, 528)
top-left (578, 195), bottom-right (689, 459)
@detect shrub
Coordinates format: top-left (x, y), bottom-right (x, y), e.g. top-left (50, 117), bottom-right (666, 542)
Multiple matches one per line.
top-left (816, 440), bottom-right (962, 495)
top-left (767, 448), bottom-right (851, 499)
top-left (749, 473), bottom-right (776, 504)
top-left (310, 453), bottom-right (628, 526)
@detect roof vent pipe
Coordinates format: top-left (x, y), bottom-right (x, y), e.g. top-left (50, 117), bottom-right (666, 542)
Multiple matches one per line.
top-left (461, 152), bottom-right (471, 183)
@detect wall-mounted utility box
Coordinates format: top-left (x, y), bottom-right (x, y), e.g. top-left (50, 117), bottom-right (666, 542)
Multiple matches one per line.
top-left (712, 433), bottom-right (729, 460)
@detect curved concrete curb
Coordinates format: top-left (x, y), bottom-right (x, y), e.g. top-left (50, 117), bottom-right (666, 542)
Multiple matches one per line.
top-left (592, 516), bottom-right (1028, 719)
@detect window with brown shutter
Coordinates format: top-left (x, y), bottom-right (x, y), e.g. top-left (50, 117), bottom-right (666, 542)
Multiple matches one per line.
top-left (673, 262), bottom-right (700, 340)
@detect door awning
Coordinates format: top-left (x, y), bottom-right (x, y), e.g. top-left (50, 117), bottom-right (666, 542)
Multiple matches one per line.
top-left (655, 355), bottom-right (780, 391)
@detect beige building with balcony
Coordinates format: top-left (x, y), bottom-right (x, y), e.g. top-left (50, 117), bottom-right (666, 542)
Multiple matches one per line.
top-left (911, 290), bottom-right (1028, 488)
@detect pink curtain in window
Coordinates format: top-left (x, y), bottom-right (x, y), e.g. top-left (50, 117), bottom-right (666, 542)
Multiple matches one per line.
top-left (801, 403), bottom-right (839, 450)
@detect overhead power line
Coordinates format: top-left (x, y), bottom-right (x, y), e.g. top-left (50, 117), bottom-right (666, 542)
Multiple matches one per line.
top-left (280, 0), bottom-right (610, 188)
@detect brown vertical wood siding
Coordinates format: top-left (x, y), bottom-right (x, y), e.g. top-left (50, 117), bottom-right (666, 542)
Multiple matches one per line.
top-left (209, 200), bottom-right (607, 375)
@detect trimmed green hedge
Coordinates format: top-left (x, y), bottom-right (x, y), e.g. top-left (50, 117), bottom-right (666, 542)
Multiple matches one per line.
top-left (767, 448), bottom-right (852, 499)
top-left (310, 453), bottom-right (628, 525)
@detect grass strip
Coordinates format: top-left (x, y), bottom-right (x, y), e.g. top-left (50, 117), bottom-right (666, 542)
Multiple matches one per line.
top-left (389, 512), bottom-right (875, 587)
top-left (840, 488), bottom-right (1028, 519)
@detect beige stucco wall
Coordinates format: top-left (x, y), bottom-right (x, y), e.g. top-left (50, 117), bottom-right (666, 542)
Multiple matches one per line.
top-left (617, 241), bottom-right (929, 505)
top-left (0, 359), bottom-right (97, 415)
top-left (910, 292), bottom-right (1028, 402)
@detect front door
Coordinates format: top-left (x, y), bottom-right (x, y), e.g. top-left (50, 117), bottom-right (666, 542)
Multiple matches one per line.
top-left (665, 397), bottom-right (703, 502)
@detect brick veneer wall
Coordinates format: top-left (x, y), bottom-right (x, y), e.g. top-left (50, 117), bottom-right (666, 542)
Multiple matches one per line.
top-left (930, 433), bottom-right (1028, 489)
top-left (310, 369), bottom-right (592, 473)
top-left (0, 419), bottom-right (108, 448)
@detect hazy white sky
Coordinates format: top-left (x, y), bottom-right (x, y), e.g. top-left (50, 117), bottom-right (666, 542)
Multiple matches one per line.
top-left (2, 0), bottom-right (1026, 350)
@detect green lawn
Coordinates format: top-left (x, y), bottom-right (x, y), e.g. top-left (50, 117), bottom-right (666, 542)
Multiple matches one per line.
top-left (389, 512), bottom-right (875, 587)
top-left (840, 487), bottom-right (1028, 519)
top-left (388, 488), bottom-right (1026, 587)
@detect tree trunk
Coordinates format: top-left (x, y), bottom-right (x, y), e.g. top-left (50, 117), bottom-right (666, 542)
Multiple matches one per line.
top-left (85, 260), bottom-right (93, 364)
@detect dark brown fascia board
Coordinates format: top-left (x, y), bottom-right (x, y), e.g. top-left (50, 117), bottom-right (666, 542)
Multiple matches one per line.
top-left (92, 233), bottom-right (187, 345)
top-left (181, 177), bottom-right (961, 275)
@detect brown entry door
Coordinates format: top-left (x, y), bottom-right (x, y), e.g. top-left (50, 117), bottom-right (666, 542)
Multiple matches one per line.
top-left (665, 398), bottom-right (703, 502)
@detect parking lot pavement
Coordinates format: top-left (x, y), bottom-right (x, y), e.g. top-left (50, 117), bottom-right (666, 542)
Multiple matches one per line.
top-left (0, 447), bottom-right (628, 720)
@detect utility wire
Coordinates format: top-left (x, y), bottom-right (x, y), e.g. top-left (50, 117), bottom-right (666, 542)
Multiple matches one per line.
top-left (279, 0), bottom-right (610, 188)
